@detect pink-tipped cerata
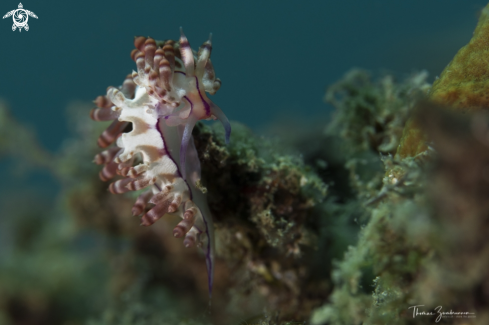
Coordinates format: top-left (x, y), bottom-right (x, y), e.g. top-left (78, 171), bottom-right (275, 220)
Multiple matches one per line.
top-left (90, 29), bottom-right (231, 299)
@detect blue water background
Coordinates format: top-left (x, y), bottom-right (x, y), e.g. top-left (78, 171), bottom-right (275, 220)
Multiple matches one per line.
top-left (0, 0), bottom-right (486, 198)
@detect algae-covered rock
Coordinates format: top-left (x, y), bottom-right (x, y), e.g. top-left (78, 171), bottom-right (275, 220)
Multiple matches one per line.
top-left (311, 15), bottom-right (489, 320)
top-left (0, 97), bottom-right (330, 324)
top-left (192, 122), bottom-right (329, 320)
top-left (311, 156), bottom-right (432, 325)
top-left (326, 69), bottom-right (430, 156)
top-left (430, 5), bottom-right (489, 110)
top-left (312, 98), bottom-right (489, 325)
top-left (398, 3), bottom-right (489, 158)
top-left (323, 69), bottom-right (430, 202)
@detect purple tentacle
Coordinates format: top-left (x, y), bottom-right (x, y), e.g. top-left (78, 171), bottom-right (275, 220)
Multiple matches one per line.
top-left (206, 239), bottom-right (214, 298)
top-left (185, 135), bottom-right (202, 185)
top-left (210, 102), bottom-right (231, 144)
top-left (179, 116), bottom-right (198, 180)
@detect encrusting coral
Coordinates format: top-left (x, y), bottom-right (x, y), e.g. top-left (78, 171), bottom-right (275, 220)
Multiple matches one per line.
top-left (397, 2), bottom-right (489, 158)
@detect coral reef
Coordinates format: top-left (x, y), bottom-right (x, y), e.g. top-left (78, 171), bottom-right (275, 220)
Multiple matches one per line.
top-left (0, 67), bottom-right (444, 325)
top-left (192, 121), bottom-right (328, 320)
top-left (310, 9), bottom-right (489, 323)
top-left (3, 7), bottom-right (489, 324)
top-left (0, 95), bottom-right (328, 324)
top-left (311, 104), bottom-right (489, 325)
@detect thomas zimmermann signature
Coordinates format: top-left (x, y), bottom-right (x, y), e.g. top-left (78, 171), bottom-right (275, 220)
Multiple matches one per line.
top-left (408, 305), bottom-right (476, 322)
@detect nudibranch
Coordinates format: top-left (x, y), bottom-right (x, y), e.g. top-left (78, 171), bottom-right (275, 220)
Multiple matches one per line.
top-left (89, 28), bottom-right (231, 298)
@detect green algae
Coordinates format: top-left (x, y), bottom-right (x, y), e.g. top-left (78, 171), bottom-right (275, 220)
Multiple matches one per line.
top-left (1, 63), bottom-right (488, 325)
top-left (325, 69), bottom-right (430, 156)
top-left (0, 99), bottom-right (329, 324)
top-left (311, 87), bottom-right (489, 325)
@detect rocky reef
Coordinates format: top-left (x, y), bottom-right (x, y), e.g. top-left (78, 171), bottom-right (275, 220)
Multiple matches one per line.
top-left (311, 4), bottom-right (489, 325)
top-left (0, 97), bottom-right (329, 324)
top-left (2, 3), bottom-right (489, 325)
top-left (311, 102), bottom-right (489, 325)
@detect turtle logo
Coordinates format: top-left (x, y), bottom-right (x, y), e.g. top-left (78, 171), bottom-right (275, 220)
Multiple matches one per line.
top-left (2, 3), bottom-right (37, 32)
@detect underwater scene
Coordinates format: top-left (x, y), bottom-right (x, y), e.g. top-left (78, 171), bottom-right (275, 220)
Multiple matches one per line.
top-left (1, 1), bottom-right (489, 324)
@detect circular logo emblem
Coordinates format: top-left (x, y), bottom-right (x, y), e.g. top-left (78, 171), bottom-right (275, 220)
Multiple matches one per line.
top-left (13, 9), bottom-right (27, 28)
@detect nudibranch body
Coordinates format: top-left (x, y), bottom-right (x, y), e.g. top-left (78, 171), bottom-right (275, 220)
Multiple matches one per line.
top-left (90, 28), bottom-right (231, 297)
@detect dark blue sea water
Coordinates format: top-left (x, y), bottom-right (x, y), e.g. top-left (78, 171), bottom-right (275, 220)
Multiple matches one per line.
top-left (0, 0), bottom-right (486, 151)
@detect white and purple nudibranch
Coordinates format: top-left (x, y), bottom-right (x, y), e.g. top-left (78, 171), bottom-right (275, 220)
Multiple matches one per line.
top-left (90, 28), bottom-right (231, 298)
